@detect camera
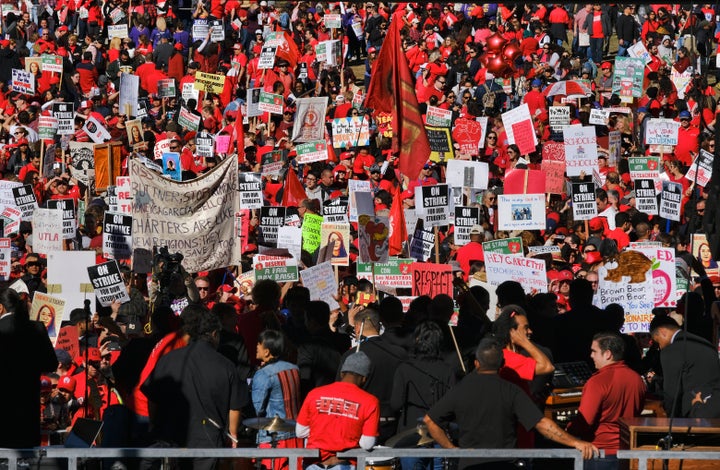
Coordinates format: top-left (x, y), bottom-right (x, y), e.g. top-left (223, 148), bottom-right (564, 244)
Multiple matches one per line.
top-left (154, 246), bottom-right (185, 287)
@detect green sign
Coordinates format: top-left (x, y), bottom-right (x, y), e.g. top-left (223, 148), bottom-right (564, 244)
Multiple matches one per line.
top-left (357, 258), bottom-right (414, 288)
top-left (482, 237), bottom-right (523, 255)
top-left (301, 213), bottom-right (324, 254)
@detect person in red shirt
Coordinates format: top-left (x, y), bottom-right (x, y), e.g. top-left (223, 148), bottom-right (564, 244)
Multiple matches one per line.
top-left (567, 333), bottom-right (645, 462)
top-left (455, 225), bottom-right (485, 280)
top-left (295, 351), bottom-right (379, 466)
top-left (522, 79), bottom-right (547, 118)
top-left (75, 51), bottom-right (98, 94)
top-left (675, 110), bottom-right (699, 167)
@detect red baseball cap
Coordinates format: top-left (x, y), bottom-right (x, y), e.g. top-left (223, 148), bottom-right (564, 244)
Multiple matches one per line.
top-left (58, 375), bottom-right (77, 393)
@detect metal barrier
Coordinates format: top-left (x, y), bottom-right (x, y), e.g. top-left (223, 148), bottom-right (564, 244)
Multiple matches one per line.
top-left (617, 449), bottom-right (720, 470)
top-left (339, 447), bottom-right (588, 470)
top-left (0, 447), bottom-right (318, 470)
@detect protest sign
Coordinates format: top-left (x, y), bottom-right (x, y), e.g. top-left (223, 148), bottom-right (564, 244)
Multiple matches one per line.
top-left (53, 103), bottom-right (75, 135)
top-left (258, 91), bottom-right (284, 114)
top-left (484, 253), bottom-right (547, 294)
top-left (246, 88), bottom-right (263, 117)
top-left (276, 226), bottom-right (302, 261)
top-left (511, 119), bottom-right (537, 155)
top-left (445, 160), bottom-right (488, 189)
top-left (12, 184), bottom-right (38, 220)
top-left (130, 156), bottom-right (240, 273)
top-left (40, 54), bottom-right (63, 73)
top-left (38, 115), bottom-right (57, 140)
top-left (254, 254), bottom-right (298, 282)
top-left (571, 182), bottom-right (598, 221)
top-left (411, 262), bottom-right (453, 298)
top-left (30, 292), bottom-right (65, 340)
top-left (119, 73), bottom-right (139, 116)
top-left (409, 220), bottom-right (434, 262)
top-left (633, 246), bottom-right (677, 308)
top-left (608, 131), bottom-right (622, 166)
top-left (258, 206), bottom-right (286, 247)
top-left (157, 78), bottom-right (177, 98)
top-left (501, 103), bottom-right (536, 149)
top-left (68, 141), bottom-right (96, 186)
top-left (301, 213), bottom-right (324, 254)
top-left (0, 238), bottom-right (10, 281)
top-left (83, 116), bottom-right (112, 143)
top-left (659, 181), bottom-right (682, 221)
top-left (628, 157), bottom-right (660, 180)
top-left (541, 160), bottom-right (566, 194)
top-left (425, 126), bottom-right (455, 162)
top-left (358, 214), bottom-right (389, 263)
top-left (331, 116), bottom-right (371, 148)
top-left (55, 326), bottom-right (78, 356)
top-left (258, 45), bottom-right (278, 69)
top-left (612, 56), bottom-right (645, 102)
top-left (482, 237), bottom-right (523, 255)
top-left (685, 149), bottom-right (714, 187)
top-left (102, 212), bottom-right (132, 259)
top-left (46, 251), bottom-right (95, 319)
top-left (46, 199), bottom-right (76, 240)
top-left (1, 205), bottom-right (21, 236)
top-left (589, 108), bottom-right (610, 126)
top-left (87, 260), bottom-right (131, 307)
top-left (549, 106), bottom-right (571, 133)
top-left (238, 173), bottom-right (263, 209)
top-left (178, 107), bottom-right (201, 131)
top-left (108, 24), bottom-right (128, 38)
top-left (454, 206), bottom-right (480, 245)
top-left (528, 245), bottom-right (561, 256)
top-left (322, 197), bottom-right (348, 223)
top-left (627, 41), bottom-right (651, 64)
top-left (194, 72), bottom-right (226, 93)
top-left (418, 185), bottom-right (450, 227)
top-left (115, 176), bottom-right (132, 214)
top-left (452, 118), bottom-right (483, 155)
top-left (634, 179), bottom-right (658, 215)
top-left (291, 97), bottom-right (328, 142)
top-left (645, 119), bottom-right (680, 146)
top-left (595, 255), bottom-right (655, 332)
top-left (323, 13), bottom-right (342, 28)
top-left (162, 153), bottom-right (182, 181)
top-left (11, 68), bottom-right (34, 95)
top-left (564, 125), bottom-right (599, 177)
top-left (542, 141), bottom-right (565, 162)
top-left (320, 222), bottom-right (350, 266)
top-left (426, 106), bottom-right (453, 127)
top-left (300, 262), bottom-right (339, 310)
top-left (357, 258), bottom-right (414, 289)
top-left (294, 141), bottom-right (327, 164)
top-left (497, 194), bottom-right (546, 230)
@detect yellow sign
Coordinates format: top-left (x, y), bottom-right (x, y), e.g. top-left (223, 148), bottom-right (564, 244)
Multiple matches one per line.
top-left (193, 72), bottom-right (226, 93)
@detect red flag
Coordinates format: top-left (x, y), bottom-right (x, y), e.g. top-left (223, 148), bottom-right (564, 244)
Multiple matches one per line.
top-left (366, 17), bottom-right (430, 180)
top-left (282, 166), bottom-right (308, 207)
top-left (275, 31), bottom-right (301, 71)
top-left (388, 192), bottom-right (407, 256)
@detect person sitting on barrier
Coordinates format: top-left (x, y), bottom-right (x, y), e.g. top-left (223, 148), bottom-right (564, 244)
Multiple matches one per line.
top-left (424, 338), bottom-right (598, 470)
top-left (296, 351), bottom-right (380, 470)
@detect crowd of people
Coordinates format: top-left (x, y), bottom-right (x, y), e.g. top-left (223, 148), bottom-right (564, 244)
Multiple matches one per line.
top-left (4, 2), bottom-right (720, 470)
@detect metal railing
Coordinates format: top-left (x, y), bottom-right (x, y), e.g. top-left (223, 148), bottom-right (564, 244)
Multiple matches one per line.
top-left (617, 449), bottom-right (720, 470)
top-left (339, 447), bottom-right (588, 470)
top-left (0, 447), bottom-right (318, 470)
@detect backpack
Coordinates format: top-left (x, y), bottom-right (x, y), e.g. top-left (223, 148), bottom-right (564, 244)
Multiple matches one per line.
top-left (482, 83), bottom-right (496, 109)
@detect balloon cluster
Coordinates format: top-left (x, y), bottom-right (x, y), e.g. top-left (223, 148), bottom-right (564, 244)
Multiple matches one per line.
top-left (481, 33), bottom-right (520, 78)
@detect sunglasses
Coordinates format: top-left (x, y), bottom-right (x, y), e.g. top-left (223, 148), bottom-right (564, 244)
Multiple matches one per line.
top-left (197, 286), bottom-right (210, 291)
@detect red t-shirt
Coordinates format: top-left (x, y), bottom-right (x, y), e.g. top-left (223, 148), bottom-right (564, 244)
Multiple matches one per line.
top-left (297, 381), bottom-right (380, 462)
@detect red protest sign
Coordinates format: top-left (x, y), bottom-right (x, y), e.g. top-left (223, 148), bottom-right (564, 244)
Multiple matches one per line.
top-left (452, 118), bottom-right (482, 155)
top-left (511, 120), bottom-right (536, 155)
top-left (541, 160), bottom-right (566, 194)
top-left (55, 325), bottom-right (79, 359)
top-left (542, 141), bottom-right (565, 162)
top-left (411, 262), bottom-right (453, 298)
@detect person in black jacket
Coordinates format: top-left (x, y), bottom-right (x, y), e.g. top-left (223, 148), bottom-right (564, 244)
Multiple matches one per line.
top-left (0, 39), bottom-right (22, 86)
top-left (0, 287), bottom-right (58, 448)
top-left (616, 5), bottom-right (639, 57)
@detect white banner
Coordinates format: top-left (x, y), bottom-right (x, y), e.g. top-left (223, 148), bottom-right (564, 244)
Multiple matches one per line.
top-left (497, 194), bottom-right (546, 230)
top-left (130, 155), bottom-right (240, 272)
top-left (32, 208), bottom-right (63, 254)
top-left (564, 125), bottom-right (599, 177)
top-left (484, 253), bottom-right (547, 294)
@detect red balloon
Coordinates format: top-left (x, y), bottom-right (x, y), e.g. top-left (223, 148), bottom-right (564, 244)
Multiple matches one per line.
top-left (486, 55), bottom-right (509, 76)
top-left (503, 43), bottom-right (522, 63)
top-left (486, 33), bottom-right (507, 53)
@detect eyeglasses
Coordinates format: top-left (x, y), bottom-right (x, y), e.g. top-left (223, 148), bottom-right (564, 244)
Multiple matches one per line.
top-left (27, 262), bottom-right (40, 267)
top-left (197, 286), bottom-right (210, 291)
top-left (487, 196), bottom-right (496, 201)
top-left (169, 146), bottom-right (180, 150)
top-left (437, 80), bottom-right (446, 84)
top-left (487, 136), bottom-right (497, 140)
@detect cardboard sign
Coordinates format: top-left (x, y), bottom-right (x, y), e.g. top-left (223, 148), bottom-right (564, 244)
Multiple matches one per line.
top-left (426, 106), bottom-right (453, 127)
top-left (484, 253), bottom-right (547, 294)
top-left (454, 206), bottom-right (480, 245)
top-left (46, 251), bottom-right (95, 319)
top-left (659, 181), bottom-right (682, 221)
top-left (511, 119), bottom-right (537, 155)
top-left (178, 107), bottom-right (201, 131)
top-left (445, 160), bottom-right (489, 190)
top-left (497, 194), bottom-right (546, 230)
top-left (564, 125), bottom-right (599, 177)
top-left (300, 261), bottom-right (339, 310)
top-left (46, 199), bottom-right (76, 240)
top-left (612, 56), bottom-right (645, 101)
top-left (301, 213), bottom-right (324, 254)
top-left (633, 246), bottom-right (677, 308)
top-left (55, 326), bottom-right (79, 358)
top-left (418, 184), bottom-right (450, 227)
top-left (411, 262), bottom-right (453, 298)
top-left (542, 160), bottom-right (566, 194)
top-left (258, 91), bottom-right (284, 114)
top-left (258, 206), bottom-right (286, 247)
top-left (276, 225), bottom-right (302, 261)
top-left (12, 184), bottom-right (38, 220)
top-left (645, 118), bottom-right (680, 146)
top-left (253, 254), bottom-right (299, 282)
top-left (87, 260), bottom-right (131, 307)
top-left (323, 13), bottom-right (342, 28)
top-left (589, 108), bottom-right (610, 126)
top-left (357, 258), bottom-right (414, 289)
top-left (501, 103), bottom-right (536, 149)
top-left (238, 173), bottom-right (263, 209)
top-left (634, 179), bottom-right (658, 215)
top-left (30, 292), bottom-right (65, 340)
top-left (102, 212), bottom-right (132, 259)
top-left (38, 115), bottom-right (58, 140)
top-left (571, 182), bottom-right (598, 221)
top-left (358, 214), bottom-right (389, 263)
top-left (319, 197), bottom-right (346, 224)
top-left (193, 72), bottom-right (226, 93)
top-left (291, 97), bottom-right (328, 142)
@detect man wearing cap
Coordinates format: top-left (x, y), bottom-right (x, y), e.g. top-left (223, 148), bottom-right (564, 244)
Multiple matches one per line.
top-left (523, 79), bottom-right (547, 117)
top-left (455, 225), bottom-right (485, 281)
top-left (296, 351), bottom-right (380, 469)
top-left (616, 5), bottom-right (638, 57)
top-left (676, 110), bottom-right (699, 167)
top-left (352, 147), bottom-right (376, 180)
top-left (425, 338), bottom-right (598, 468)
